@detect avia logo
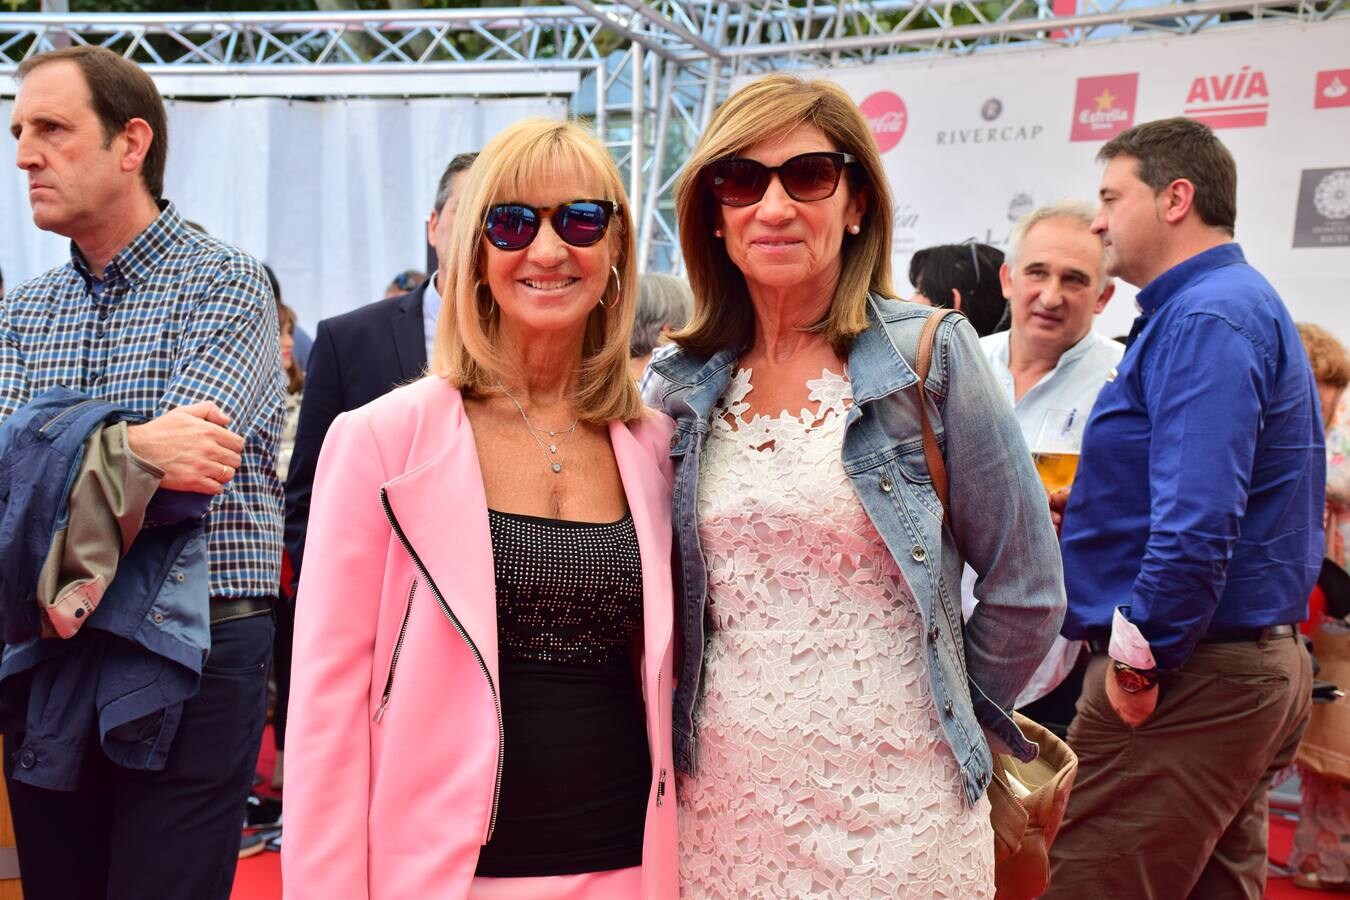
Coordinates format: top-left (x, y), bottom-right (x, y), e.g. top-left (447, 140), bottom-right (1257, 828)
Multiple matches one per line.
top-left (1070, 74), bottom-right (1137, 142)
top-left (1183, 65), bottom-right (1270, 129)
top-left (1315, 69), bottom-right (1350, 110)
top-left (860, 91), bottom-right (908, 153)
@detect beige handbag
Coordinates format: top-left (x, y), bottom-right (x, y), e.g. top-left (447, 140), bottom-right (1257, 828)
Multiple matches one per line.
top-left (913, 309), bottom-right (1079, 900)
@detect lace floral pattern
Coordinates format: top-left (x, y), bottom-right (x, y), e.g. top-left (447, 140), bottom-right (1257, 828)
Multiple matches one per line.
top-left (1327, 392), bottom-right (1350, 571)
top-left (678, 369), bottom-right (993, 899)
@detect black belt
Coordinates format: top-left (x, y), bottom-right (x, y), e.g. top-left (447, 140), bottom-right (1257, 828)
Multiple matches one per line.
top-left (1200, 623), bottom-right (1297, 644)
top-left (1085, 623), bottom-right (1297, 656)
top-left (209, 596), bottom-right (274, 626)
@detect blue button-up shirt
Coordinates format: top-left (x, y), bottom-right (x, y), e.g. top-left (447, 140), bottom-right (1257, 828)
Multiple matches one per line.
top-left (0, 202), bottom-right (284, 599)
top-left (1059, 243), bottom-right (1324, 672)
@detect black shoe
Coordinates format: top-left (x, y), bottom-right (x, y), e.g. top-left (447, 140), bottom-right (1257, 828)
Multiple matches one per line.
top-left (244, 793), bottom-right (283, 830)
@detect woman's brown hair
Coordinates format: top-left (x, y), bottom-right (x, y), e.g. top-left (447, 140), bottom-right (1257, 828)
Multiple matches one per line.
top-left (277, 302), bottom-right (305, 396)
top-left (671, 74), bottom-right (896, 357)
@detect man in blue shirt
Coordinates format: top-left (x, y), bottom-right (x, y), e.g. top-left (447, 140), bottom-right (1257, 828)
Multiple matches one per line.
top-left (3, 47), bottom-right (281, 898)
top-left (1045, 118), bottom-right (1322, 899)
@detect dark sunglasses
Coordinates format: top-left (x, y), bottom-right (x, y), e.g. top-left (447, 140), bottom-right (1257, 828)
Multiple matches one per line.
top-left (703, 151), bottom-right (857, 207)
top-left (483, 200), bottom-right (618, 251)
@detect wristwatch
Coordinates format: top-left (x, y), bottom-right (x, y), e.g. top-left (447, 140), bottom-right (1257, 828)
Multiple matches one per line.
top-left (1112, 660), bottom-right (1159, 693)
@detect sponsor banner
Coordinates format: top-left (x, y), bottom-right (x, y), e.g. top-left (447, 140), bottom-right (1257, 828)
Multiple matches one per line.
top-left (1071, 74), bottom-right (1137, 141)
top-left (1182, 65), bottom-right (1270, 129)
top-left (1293, 168), bottom-right (1350, 248)
top-left (860, 91), bottom-right (908, 152)
top-left (773, 17), bottom-right (1350, 343)
top-left (1315, 68), bottom-right (1350, 109)
top-left (932, 96), bottom-right (1047, 146)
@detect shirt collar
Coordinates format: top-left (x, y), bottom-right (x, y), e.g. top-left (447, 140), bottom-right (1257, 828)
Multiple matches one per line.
top-left (1055, 330), bottom-right (1099, 367)
top-left (1135, 242), bottom-right (1246, 317)
top-left (70, 200), bottom-right (184, 289)
top-left (423, 272), bottom-right (442, 322)
top-left (987, 332), bottom-right (1011, 368)
top-left (997, 329), bottom-right (1095, 374)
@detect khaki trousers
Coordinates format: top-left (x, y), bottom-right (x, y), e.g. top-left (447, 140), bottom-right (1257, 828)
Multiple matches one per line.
top-left (1044, 634), bottom-right (1312, 900)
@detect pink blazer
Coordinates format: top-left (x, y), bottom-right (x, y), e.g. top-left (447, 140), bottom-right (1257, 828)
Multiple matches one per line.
top-left (282, 377), bottom-right (678, 900)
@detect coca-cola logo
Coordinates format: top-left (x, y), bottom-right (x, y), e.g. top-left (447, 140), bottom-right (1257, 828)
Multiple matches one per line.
top-left (860, 91), bottom-right (908, 153)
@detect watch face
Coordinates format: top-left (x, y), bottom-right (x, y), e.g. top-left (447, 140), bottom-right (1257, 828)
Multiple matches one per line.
top-left (1113, 664), bottom-right (1155, 694)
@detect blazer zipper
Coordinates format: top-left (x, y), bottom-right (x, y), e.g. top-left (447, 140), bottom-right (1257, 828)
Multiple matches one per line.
top-left (656, 671), bottom-right (667, 807)
top-left (373, 579), bottom-right (417, 723)
top-left (380, 488), bottom-right (504, 843)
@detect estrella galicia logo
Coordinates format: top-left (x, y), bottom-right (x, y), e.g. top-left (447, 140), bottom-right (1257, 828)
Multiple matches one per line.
top-left (981, 98), bottom-right (1003, 121)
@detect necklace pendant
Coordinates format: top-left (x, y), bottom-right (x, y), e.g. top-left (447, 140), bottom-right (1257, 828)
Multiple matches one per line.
top-left (549, 443), bottom-right (558, 453)
top-left (551, 462), bottom-right (563, 473)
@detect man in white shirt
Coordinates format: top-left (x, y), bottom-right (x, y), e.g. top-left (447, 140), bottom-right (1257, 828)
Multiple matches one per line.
top-left (966, 199), bottom-right (1121, 728)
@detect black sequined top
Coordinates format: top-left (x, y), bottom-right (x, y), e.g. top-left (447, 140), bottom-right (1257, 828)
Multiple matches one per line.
top-left (474, 509), bottom-right (651, 878)
top-left (490, 509), bottom-right (644, 666)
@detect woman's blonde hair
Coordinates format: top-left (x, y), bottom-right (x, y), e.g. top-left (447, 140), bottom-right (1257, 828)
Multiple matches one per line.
top-left (432, 118), bottom-right (643, 423)
top-left (671, 74), bottom-right (896, 356)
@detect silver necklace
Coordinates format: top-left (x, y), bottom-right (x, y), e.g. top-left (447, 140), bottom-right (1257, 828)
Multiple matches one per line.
top-left (499, 386), bottom-right (579, 474)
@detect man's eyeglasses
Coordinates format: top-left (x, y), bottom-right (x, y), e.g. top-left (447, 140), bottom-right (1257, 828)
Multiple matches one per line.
top-left (483, 200), bottom-right (618, 251)
top-left (703, 151), bottom-right (857, 207)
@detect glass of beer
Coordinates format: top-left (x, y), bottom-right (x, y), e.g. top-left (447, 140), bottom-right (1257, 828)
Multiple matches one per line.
top-left (1032, 409), bottom-right (1083, 492)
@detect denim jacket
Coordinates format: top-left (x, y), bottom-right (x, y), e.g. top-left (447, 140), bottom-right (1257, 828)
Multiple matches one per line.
top-left (0, 388), bottom-right (213, 789)
top-left (644, 295), bottom-right (1066, 805)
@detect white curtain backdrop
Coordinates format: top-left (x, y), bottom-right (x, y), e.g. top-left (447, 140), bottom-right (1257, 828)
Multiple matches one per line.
top-left (1, 95), bottom-right (566, 331)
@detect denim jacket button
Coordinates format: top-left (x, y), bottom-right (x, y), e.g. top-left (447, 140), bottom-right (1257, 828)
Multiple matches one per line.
top-left (669, 434), bottom-right (679, 450)
top-left (18, 749), bottom-right (35, 769)
top-left (911, 545), bottom-right (926, 562)
top-left (880, 475), bottom-right (893, 493)
top-left (928, 625), bottom-right (940, 642)
top-left (943, 700), bottom-right (954, 717)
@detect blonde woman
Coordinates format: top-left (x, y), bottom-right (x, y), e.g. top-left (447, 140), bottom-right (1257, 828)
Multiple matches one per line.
top-left (284, 119), bottom-right (677, 899)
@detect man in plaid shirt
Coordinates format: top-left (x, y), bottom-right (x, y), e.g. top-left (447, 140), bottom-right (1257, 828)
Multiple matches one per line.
top-left (2, 46), bottom-right (282, 898)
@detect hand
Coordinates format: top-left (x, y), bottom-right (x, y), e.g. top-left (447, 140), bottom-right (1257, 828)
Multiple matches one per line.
top-left (1048, 488), bottom-right (1070, 535)
top-left (1103, 663), bottom-right (1159, 727)
top-left (126, 401), bottom-right (245, 496)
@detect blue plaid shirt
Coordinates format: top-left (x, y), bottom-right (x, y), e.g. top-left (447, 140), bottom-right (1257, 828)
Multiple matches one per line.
top-left (0, 202), bottom-right (284, 599)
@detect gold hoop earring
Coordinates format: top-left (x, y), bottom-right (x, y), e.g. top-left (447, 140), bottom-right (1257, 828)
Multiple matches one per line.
top-left (598, 266), bottom-right (620, 309)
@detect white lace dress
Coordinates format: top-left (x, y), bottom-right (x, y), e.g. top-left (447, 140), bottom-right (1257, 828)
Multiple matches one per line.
top-left (678, 368), bottom-right (994, 899)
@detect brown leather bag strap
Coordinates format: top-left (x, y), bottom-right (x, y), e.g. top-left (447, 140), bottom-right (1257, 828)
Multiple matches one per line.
top-left (916, 308), bottom-right (957, 517)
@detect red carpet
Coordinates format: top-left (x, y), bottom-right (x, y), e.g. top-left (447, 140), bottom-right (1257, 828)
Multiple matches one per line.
top-left (230, 728), bottom-right (282, 900)
top-left (227, 733), bottom-right (1324, 900)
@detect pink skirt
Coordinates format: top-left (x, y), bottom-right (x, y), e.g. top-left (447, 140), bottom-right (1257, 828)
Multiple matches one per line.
top-left (467, 866), bottom-right (643, 899)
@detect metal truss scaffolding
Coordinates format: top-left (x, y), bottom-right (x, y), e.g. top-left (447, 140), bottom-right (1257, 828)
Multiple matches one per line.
top-left (1, 0), bottom-right (1344, 270)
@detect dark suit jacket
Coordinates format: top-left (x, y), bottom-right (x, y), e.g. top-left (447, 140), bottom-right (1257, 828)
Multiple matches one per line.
top-left (283, 283), bottom-right (428, 584)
